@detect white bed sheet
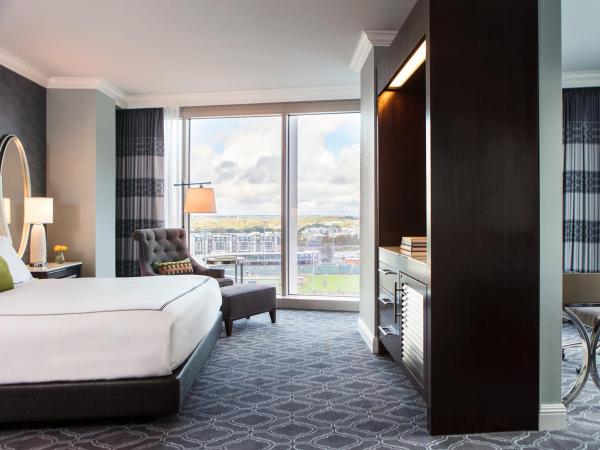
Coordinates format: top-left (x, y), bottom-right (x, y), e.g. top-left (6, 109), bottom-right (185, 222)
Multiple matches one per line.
top-left (0, 275), bottom-right (222, 385)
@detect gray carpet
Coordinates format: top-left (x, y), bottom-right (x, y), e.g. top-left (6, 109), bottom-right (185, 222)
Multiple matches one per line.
top-left (0, 310), bottom-right (599, 449)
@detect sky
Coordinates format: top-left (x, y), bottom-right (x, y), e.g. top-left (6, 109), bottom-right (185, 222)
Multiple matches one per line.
top-left (189, 113), bottom-right (360, 216)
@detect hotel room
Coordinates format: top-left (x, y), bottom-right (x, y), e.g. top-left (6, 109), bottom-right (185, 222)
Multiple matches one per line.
top-left (0, 0), bottom-right (599, 448)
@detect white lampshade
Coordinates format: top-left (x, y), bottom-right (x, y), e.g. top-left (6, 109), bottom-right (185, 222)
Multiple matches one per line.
top-left (184, 188), bottom-right (216, 213)
top-left (24, 197), bottom-right (53, 224)
top-left (2, 198), bottom-right (10, 224)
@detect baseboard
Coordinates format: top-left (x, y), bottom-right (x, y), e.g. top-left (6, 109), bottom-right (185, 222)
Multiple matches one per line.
top-left (357, 316), bottom-right (378, 353)
top-left (538, 403), bottom-right (567, 430)
top-left (276, 297), bottom-right (359, 312)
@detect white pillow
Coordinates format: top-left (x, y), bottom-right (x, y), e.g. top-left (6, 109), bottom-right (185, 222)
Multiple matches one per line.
top-left (0, 236), bottom-right (33, 284)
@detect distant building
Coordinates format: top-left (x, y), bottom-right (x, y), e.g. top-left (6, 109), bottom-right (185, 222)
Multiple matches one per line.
top-left (191, 228), bottom-right (357, 268)
top-left (193, 231), bottom-right (281, 255)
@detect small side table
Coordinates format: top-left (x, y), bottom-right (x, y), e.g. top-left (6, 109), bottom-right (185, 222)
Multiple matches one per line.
top-left (206, 256), bottom-right (245, 283)
top-left (29, 262), bottom-right (83, 279)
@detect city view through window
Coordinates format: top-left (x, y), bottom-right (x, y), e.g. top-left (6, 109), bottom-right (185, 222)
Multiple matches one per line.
top-left (188, 112), bottom-right (360, 297)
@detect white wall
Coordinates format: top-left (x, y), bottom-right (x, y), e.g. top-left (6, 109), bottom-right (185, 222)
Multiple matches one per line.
top-left (46, 89), bottom-right (115, 277)
top-left (358, 47), bottom-right (386, 351)
top-left (538, 0), bottom-right (566, 430)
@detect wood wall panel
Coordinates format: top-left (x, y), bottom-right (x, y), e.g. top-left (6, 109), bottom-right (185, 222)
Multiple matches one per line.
top-left (429, 0), bottom-right (539, 267)
top-left (377, 0), bottom-right (428, 94)
top-left (428, 263), bottom-right (539, 434)
top-left (377, 66), bottom-right (426, 246)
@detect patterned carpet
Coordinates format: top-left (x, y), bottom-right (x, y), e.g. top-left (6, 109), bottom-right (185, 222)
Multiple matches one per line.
top-left (1, 310), bottom-right (600, 449)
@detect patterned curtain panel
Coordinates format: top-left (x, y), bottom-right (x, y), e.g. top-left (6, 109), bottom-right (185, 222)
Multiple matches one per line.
top-left (116, 108), bottom-right (165, 277)
top-left (564, 88), bottom-right (600, 272)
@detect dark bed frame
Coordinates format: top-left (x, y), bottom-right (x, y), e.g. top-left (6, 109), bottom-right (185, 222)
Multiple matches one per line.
top-left (0, 312), bottom-right (222, 424)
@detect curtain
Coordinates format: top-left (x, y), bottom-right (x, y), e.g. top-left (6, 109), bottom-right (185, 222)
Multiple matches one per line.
top-left (163, 107), bottom-right (183, 228)
top-left (564, 88), bottom-right (600, 272)
top-left (116, 108), bottom-right (165, 277)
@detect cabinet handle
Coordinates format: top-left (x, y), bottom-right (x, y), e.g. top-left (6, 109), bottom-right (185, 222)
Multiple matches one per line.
top-left (393, 282), bottom-right (398, 322)
top-left (378, 296), bottom-right (393, 305)
top-left (394, 282), bottom-right (405, 321)
top-left (378, 268), bottom-right (399, 276)
top-left (378, 325), bottom-right (394, 337)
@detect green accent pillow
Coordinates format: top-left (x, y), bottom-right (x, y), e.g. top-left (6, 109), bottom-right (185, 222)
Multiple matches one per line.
top-left (0, 255), bottom-right (14, 292)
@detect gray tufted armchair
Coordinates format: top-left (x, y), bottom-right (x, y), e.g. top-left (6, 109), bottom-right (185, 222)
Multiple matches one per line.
top-left (133, 228), bottom-right (234, 287)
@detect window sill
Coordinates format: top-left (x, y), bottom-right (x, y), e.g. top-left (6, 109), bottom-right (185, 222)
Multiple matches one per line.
top-left (276, 295), bottom-right (359, 312)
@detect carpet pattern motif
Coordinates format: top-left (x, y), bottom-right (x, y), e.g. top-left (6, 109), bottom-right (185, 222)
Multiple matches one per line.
top-left (1, 310), bottom-right (600, 449)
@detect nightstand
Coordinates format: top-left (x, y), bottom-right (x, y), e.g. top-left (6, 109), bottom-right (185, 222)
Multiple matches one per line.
top-left (29, 262), bottom-right (82, 279)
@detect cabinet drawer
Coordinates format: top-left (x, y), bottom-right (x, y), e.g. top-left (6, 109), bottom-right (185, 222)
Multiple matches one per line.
top-left (378, 263), bottom-right (400, 298)
top-left (47, 269), bottom-right (72, 279)
top-left (378, 287), bottom-right (399, 330)
top-left (378, 323), bottom-right (401, 361)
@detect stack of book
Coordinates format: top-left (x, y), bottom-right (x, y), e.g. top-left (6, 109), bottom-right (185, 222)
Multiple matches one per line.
top-left (400, 236), bottom-right (427, 258)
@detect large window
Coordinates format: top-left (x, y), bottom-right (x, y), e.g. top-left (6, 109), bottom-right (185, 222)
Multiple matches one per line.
top-left (188, 116), bottom-right (282, 292)
top-left (289, 113), bottom-right (360, 296)
top-left (183, 104), bottom-right (359, 299)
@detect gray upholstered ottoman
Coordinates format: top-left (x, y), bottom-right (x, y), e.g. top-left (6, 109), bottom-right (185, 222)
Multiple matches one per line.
top-left (220, 284), bottom-right (276, 336)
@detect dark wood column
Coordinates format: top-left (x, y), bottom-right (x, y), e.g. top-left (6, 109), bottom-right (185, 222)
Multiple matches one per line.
top-left (376, 0), bottom-right (540, 435)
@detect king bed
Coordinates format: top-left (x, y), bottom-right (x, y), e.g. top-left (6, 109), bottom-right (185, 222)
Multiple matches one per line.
top-left (0, 134), bottom-right (223, 424)
top-left (0, 273), bottom-right (223, 424)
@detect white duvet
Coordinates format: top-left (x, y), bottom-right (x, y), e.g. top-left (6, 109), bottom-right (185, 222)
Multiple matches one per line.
top-left (0, 275), bottom-right (222, 385)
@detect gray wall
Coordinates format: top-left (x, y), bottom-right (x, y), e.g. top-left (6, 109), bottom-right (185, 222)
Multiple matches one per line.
top-left (0, 64), bottom-right (45, 197)
top-left (46, 89), bottom-right (115, 277)
top-left (538, 0), bottom-right (565, 428)
top-left (95, 91), bottom-right (116, 277)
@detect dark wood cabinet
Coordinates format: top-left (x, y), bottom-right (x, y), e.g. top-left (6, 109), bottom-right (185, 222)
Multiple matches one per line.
top-left (377, 256), bottom-right (402, 363)
top-left (375, 0), bottom-right (539, 436)
top-left (400, 272), bottom-right (426, 391)
top-left (378, 248), bottom-right (426, 394)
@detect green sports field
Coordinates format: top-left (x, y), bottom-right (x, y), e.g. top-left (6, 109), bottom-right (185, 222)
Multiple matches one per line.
top-left (297, 274), bottom-right (359, 296)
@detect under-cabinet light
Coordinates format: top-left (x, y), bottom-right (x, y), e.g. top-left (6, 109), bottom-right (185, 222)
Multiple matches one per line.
top-left (389, 40), bottom-right (426, 89)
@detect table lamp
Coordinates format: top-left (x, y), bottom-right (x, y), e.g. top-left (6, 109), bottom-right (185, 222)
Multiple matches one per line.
top-left (24, 197), bottom-right (53, 267)
top-left (3, 198), bottom-right (10, 224)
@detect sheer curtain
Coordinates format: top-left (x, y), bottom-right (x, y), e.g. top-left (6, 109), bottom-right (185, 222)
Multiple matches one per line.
top-left (164, 107), bottom-right (183, 229)
top-left (564, 88), bottom-right (600, 272)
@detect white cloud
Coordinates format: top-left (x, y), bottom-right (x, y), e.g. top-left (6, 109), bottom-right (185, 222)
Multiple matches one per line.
top-left (189, 114), bottom-right (359, 216)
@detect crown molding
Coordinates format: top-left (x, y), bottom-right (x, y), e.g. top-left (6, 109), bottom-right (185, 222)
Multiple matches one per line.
top-left (350, 32), bottom-right (373, 73)
top-left (124, 85), bottom-right (360, 109)
top-left (47, 77), bottom-right (127, 107)
top-left (0, 46), bottom-right (357, 109)
top-left (350, 30), bottom-right (397, 72)
top-left (364, 30), bottom-right (398, 47)
top-left (563, 70), bottom-right (600, 88)
top-left (0, 46), bottom-right (128, 106)
top-left (0, 47), bottom-right (49, 87)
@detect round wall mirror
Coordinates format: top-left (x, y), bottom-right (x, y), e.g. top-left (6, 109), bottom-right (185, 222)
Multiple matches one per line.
top-left (0, 134), bottom-right (32, 257)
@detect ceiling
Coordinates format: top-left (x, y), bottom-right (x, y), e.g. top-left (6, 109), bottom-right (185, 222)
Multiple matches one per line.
top-left (0, 0), bottom-right (415, 97)
top-left (0, 0), bottom-right (597, 101)
top-left (562, 0), bottom-right (600, 72)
